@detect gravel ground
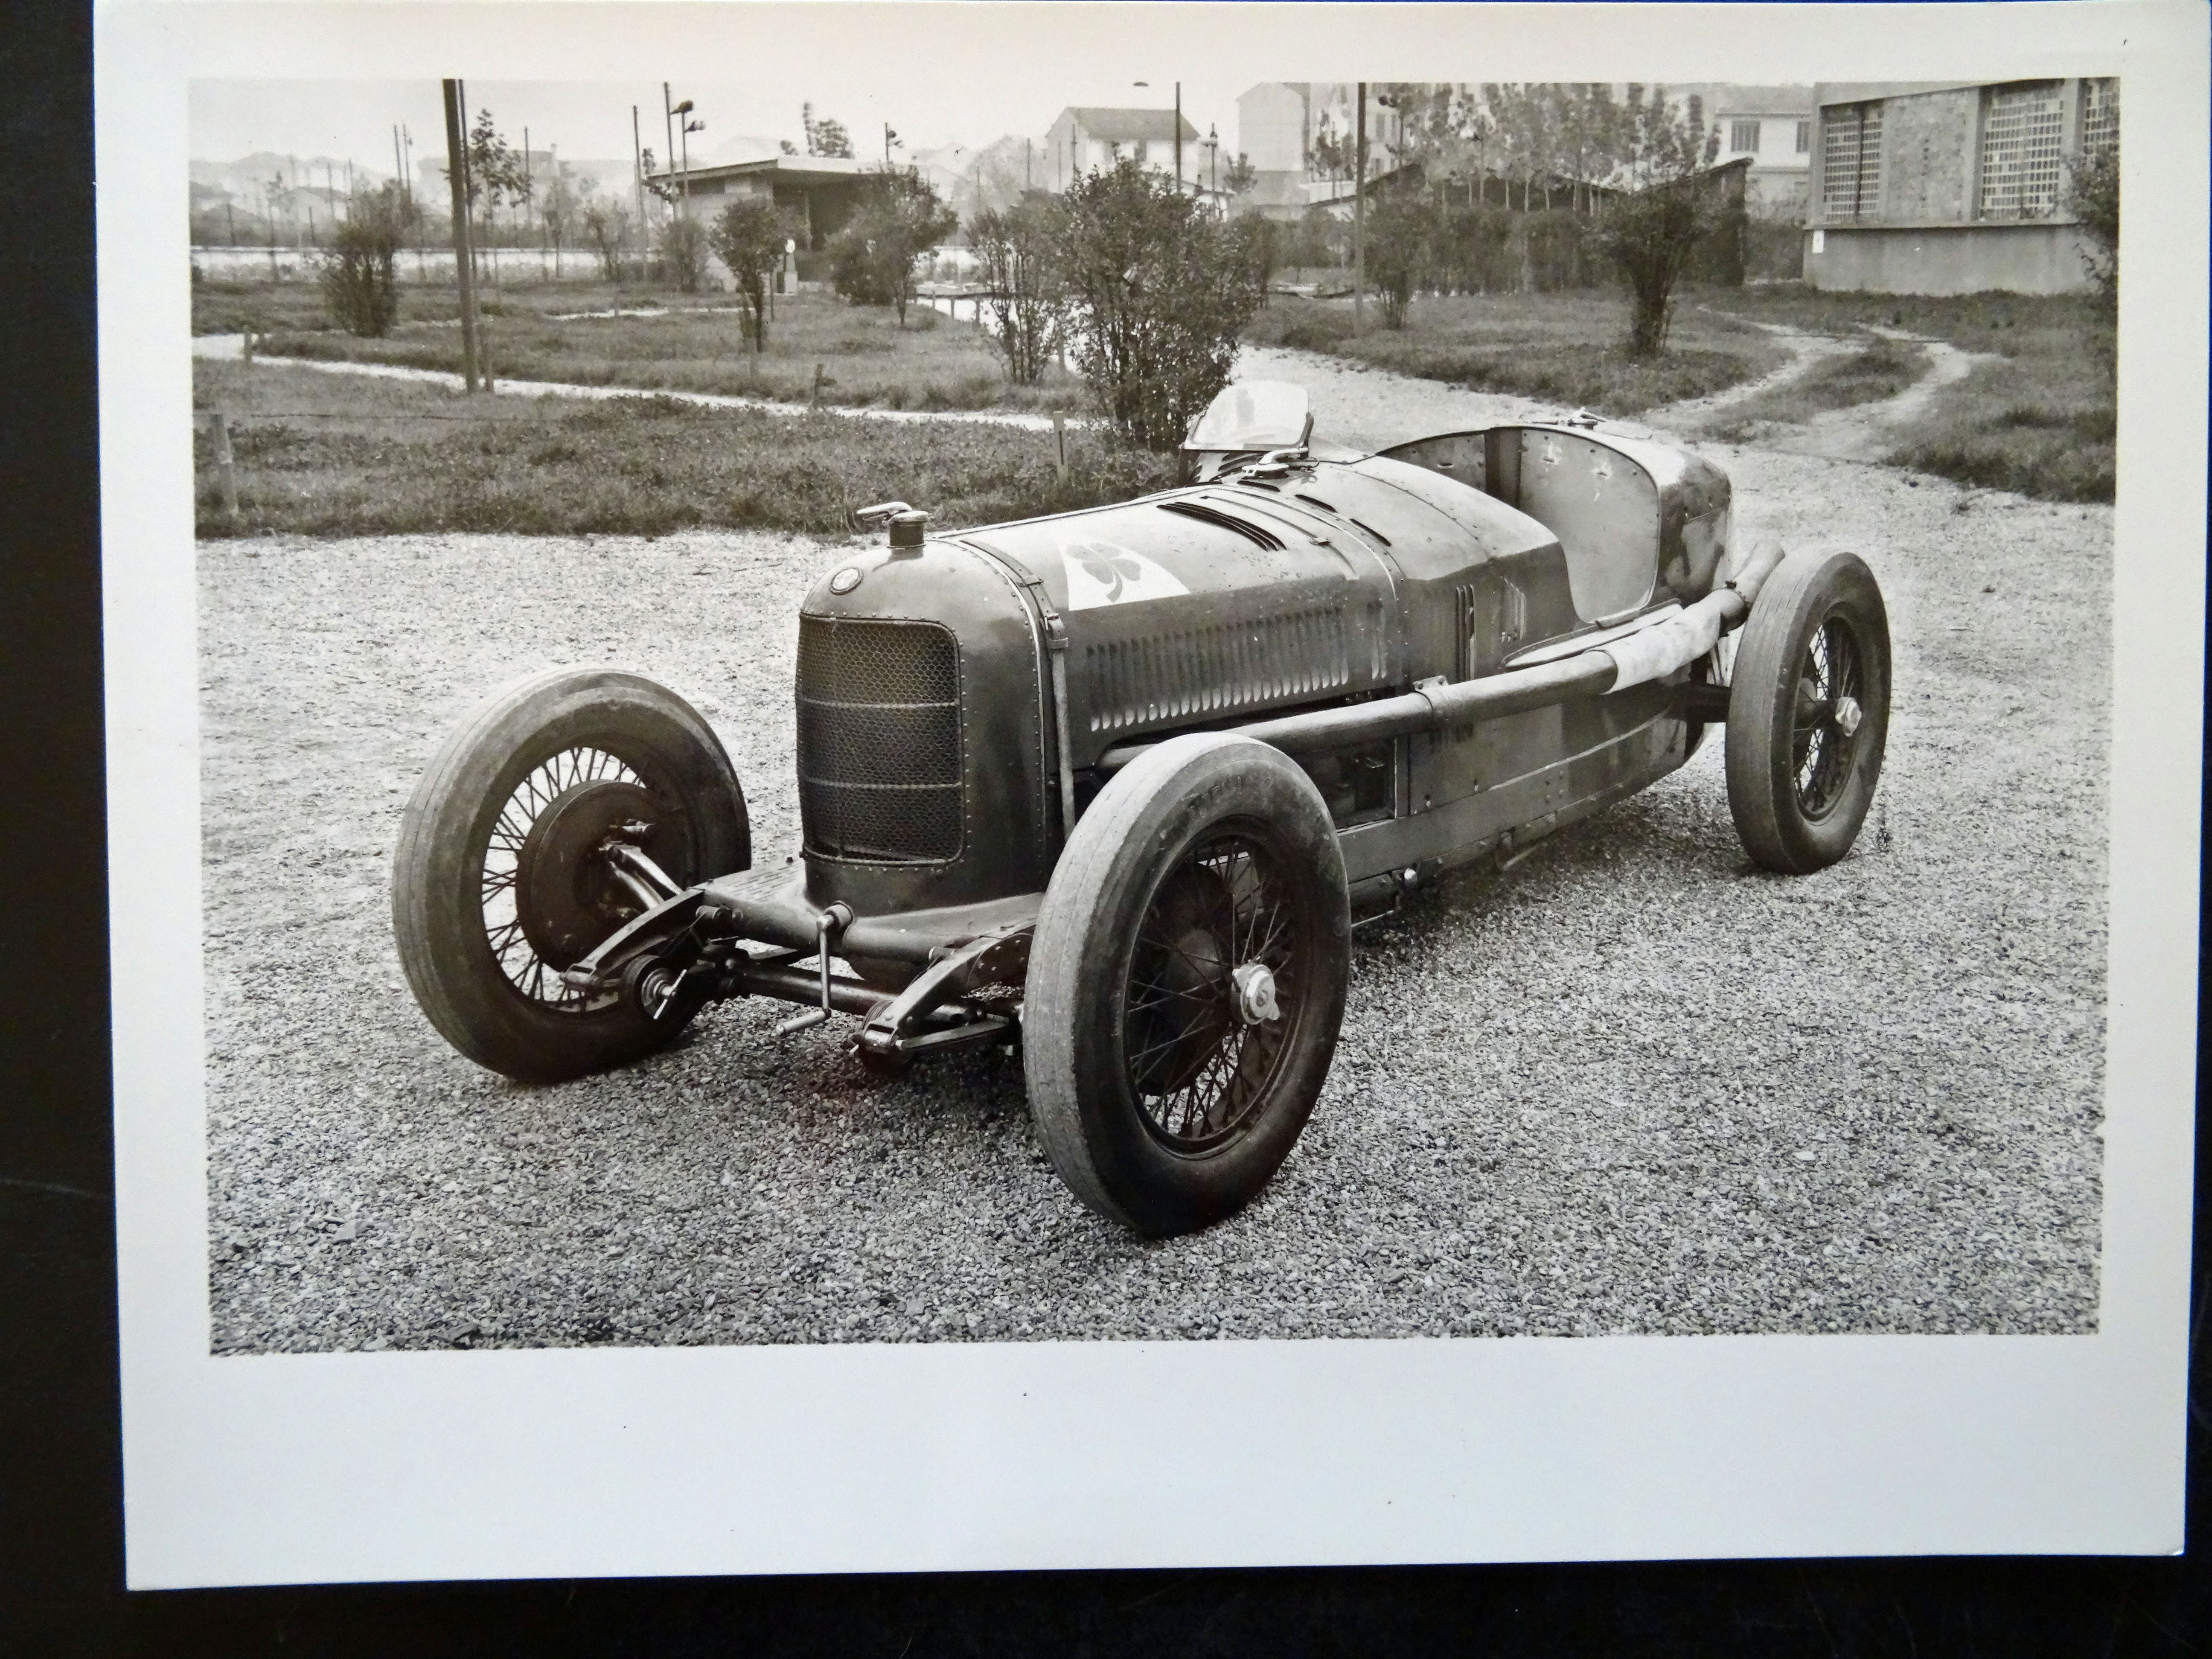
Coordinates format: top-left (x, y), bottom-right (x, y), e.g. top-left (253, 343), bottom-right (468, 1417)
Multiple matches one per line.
top-left (201, 353), bottom-right (2110, 1353)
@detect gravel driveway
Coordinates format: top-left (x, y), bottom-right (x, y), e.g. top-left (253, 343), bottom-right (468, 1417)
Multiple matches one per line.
top-left (201, 354), bottom-right (2109, 1352)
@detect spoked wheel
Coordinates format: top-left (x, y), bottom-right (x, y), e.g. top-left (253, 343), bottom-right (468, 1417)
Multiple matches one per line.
top-left (1025, 734), bottom-right (1350, 1237)
top-left (392, 668), bottom-right (749, 1081)
top-left (1725, 549), bottom-right (1891, 873)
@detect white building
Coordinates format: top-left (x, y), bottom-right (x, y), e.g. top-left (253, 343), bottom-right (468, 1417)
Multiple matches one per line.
top-left (1703, 85), bottom-right (1816, 212)
top-left (1042, 107), bottom-right (1203, 192)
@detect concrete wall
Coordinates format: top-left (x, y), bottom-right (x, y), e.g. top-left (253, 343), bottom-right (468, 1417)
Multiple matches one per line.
top-left (1877, 87), bottom-right (1978, 222)
top-left (1805, 221), bottom-right (2093, 294)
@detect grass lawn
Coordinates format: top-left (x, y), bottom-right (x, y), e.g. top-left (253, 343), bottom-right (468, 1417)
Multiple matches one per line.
top-left (226, 281), bottom-right (1088, 415)
top-left (1696, 286), bottom-right (2115, 502)
top-left (1241, 289), bottom-right (1789, 416)
top-left (191, 361), bottom-right (1169, 540)
top-left (191, 274), bottom-right (742, 335)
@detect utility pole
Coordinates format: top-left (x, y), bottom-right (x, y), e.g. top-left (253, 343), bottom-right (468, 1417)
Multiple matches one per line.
top-left (523, 125), bottom-right (533, 245)
top-left (442, 78), bottom-right (481, 393)
top-left (1174, 81), bottom-right (1182, 195)
top-left (662, 84), bottom-right (677, 215)
top-left (1353, 81), bottom-right (1367, 334)
top-left (393, 125), bottom-right (406, 204)
top-left (884, 122), bottom-right (896, 170)
top-left (632, 105), bottom-right (648, 279)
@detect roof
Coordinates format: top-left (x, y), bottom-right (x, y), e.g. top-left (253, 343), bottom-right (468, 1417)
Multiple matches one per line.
top-left (1700, 84), bottom-right (1815, 118)
top-left (647, 155), bottom-right (873, 188)
top-left (1057, 107), bottom-right (1202, 144)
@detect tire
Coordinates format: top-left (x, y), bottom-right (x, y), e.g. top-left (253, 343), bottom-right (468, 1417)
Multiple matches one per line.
top-left (1023, 733), bottom-right (1351, 1237)
top-left (1724, 549), bottom-right (1891, 873)
top-left (392, 668), bottom-right (749, 1082)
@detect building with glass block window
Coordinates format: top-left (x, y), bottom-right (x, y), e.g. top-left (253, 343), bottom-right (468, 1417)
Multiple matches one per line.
top-left (1805, 79), bottom-right (2119, 294)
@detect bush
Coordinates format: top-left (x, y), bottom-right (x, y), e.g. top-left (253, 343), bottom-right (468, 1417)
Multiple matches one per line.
top-left (1591, 85), bottom-right (1725, 356)
top-left (710, 197), bottom-right (792, 349)
top-left (1428, 203), bottom-right (1515, 294)
top-left (662, 215), bottom-right (710, 294)
top-left (829, 169), bottom-right (957, 326)
top-left (2069, 140), bottom-right (2119, 303)
top-left (1058, 161), bottom-right (1271, 450)
top-left (1364, 192), bottom-right (1432, 329)
top-left (968, 198), bottom-right (1068, 385)
top-left (316, 185), bottom-right (410, 338)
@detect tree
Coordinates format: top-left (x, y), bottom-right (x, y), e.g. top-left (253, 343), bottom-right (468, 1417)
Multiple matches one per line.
top-left (801, 103), bottom-right (854, 159)
top-left (662, 213), bottom-right (710, 294)
top-left (1364, 189), bottom-right (1433, 327)
top-left (1591, 84), bottom-right (1723, 356)
top-left (711, 196), bottom-right (789, 348)
top-left (1222, 152), bottom-right (1259, 195)
top-left (967, 198), bottom-right (1068, 384)
top-left (580, 197), bottom-right (633, 281)
top-left (318, 183), bottom-right (413, 335)
top-left (541, 165), bottom-right (585, 278)
top-left (829, 169), bottom-right (956, 325)
top-left (1057, 159), bottom-right (1270, 450)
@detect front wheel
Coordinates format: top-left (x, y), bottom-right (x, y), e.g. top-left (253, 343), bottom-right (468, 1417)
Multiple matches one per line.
top-left (392, 667), bottom-right (749, 1082)
top-left (1023, 733), bottom-right (1351, 1237)
top-left (1724, 549), bottom-right (1891, 873)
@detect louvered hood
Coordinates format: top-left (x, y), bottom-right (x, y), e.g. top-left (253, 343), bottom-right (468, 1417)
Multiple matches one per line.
top-left (958, 485), bottom-right (1406, 767)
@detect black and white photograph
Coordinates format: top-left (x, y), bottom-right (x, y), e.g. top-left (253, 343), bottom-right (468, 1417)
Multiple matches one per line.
top-left (98, 0), bottom-right (2203, 1586)
top-left (192, 66), bottom-right (2115, 1351)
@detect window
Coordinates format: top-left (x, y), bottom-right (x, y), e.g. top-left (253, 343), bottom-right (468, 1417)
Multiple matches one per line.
top-left (2079, 77), bottom-right (2119, 157)
top-left (1978, 80), bottom-right (2066, 219)
top-left (1135, 139), bottom-right (1149, 164)
top-left (1795, 120), bottom-right (1812, 154)
top-left (1821, 102), bottom-right (1883, 220)
top-left (1730, 119), bottom-right (1761, 154)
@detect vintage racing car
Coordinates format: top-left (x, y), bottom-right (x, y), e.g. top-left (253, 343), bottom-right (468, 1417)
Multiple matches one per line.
top-left (392, 383), bottom-right (1891, 1237)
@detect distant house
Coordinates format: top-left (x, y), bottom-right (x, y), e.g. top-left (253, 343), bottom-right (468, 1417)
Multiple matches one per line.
top-left (1703, 85), bottom-right (1816, 212)
top-left (1232, 83), bottom-right (1406, 221)
top-left (1042, 107), bottom-right (1203, 192)
top-left (1805, 79), bottom-right (2118, 294)
top-left (644, 154), bottom-right (873, 250)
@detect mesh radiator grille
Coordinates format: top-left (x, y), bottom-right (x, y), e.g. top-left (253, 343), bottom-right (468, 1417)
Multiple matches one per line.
top-left (796, 617), bottom-right (963, 863)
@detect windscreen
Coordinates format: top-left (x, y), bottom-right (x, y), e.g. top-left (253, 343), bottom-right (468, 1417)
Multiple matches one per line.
top-left (1185, 381), bottom-right (1310, 451)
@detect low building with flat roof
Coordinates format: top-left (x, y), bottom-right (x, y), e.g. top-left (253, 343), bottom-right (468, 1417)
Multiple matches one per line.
top-left (1805, 78), bottom-right (2117, 294)
top-left (646, 154), bottom-right (873, 250)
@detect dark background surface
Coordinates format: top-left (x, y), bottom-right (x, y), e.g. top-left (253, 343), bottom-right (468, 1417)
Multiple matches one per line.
top-left (3, 1), bottom-right (2205, 1651)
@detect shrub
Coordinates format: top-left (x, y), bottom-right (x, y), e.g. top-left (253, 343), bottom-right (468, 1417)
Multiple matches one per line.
top-left (581, 199), bottom-right (634, 282)
top-left (662, 215), bottom-right (710, 294)
top-left (316, 184), bottom-right (410, 338)
top-left (829, 169), bottom-right (957, 326)
top-left (968, 197), bottom-right (1068, 384)
top-left (1591, 85), bottom-right (1724, 356)
top-left (1058, 160), bottom-right (1271, 450)
top-left (1363, 192), bottom-right (1432, 329)
top-left (710, 197), bottom-right (792, 349)
top-left (2069, 139), bottom-right (2119, 303)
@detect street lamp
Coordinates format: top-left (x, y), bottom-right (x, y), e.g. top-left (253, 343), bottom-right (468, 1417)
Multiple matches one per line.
top-left (1133, 80), bottom-right (1183, 192)
top-left (664, 88), bottom-right (703, 215)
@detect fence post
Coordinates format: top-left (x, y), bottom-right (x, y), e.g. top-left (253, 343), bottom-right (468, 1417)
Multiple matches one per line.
top-left (811, 363), bottom-right (824, 410)
top-left (241, 329), bottom-right (255, 365)
top-left (1052, 413), bottom-right (1068, 484)
top-left (479, 335), bottom-right (495, 394)
top-left (210, 410), bottom-right (239, 522)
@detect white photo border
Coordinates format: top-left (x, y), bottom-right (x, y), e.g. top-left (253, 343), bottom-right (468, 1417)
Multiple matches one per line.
top-left (102, 0), bottom-right (2207, 1587)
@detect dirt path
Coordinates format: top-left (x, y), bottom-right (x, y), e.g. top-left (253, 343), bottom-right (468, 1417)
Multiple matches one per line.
top-left (1641, 322), bottom-right (1857, 428)
top-left (1782, 329), bottom-right (1993, 462)
top-left (189, 332), bottom-right (1075, 432)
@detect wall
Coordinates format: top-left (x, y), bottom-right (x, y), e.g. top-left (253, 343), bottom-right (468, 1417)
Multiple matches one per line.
top-left (1805, 222), bottom-right (2093, 294)
top-left (1878, 86), bottom-right (1978, 222)
top-left (1237, 83), bottom-right (1308, 175)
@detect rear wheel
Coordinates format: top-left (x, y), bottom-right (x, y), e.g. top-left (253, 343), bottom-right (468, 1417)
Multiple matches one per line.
top-left (1024, 734), bottom-right (1350, 1237)
top-left (1724, 549), bottom-right (1891, 873)
top-left (392, 668), bottom-right (749, 1081)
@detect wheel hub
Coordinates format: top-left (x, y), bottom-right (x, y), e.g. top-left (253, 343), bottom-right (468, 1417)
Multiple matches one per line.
top-left (515, 779), bottom-right (662, 970)
top-left (1231, 961), bottom-right (1280, 1026)
top-left (1832, 694), bottom-right (1863, 736)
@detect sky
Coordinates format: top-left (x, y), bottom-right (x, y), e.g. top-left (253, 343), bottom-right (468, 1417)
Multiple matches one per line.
top-left (189, 73), bottom-right (1263, 178)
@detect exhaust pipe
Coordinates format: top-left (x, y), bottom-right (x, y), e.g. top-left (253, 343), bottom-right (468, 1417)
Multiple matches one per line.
top-left (1097, 542), bottom-right (1784, 775)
